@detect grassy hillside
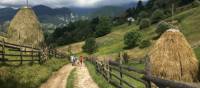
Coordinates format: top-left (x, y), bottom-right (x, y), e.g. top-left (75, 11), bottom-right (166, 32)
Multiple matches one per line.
top-left (58, 6), bottom-right (200, 60)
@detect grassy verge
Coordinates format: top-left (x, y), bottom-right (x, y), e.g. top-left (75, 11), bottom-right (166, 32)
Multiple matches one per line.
top-left (66, 68), bottom-right (76, 88)
top-left (194, 47), bottom-right (200, 60)
top-left (0, 58), bottom-right (69, 88)
top-left (85, 61), bottom-right (114, 88)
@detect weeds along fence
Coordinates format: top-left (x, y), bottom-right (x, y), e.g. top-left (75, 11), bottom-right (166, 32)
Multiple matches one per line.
top-left (86, 57), bottom-right (199, 88)
top-left (0, 39), bottom-right (67, 64)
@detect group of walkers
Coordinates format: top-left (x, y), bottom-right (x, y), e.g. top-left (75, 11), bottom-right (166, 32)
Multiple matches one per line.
top-left (70, 55), bottom-right (84, 66)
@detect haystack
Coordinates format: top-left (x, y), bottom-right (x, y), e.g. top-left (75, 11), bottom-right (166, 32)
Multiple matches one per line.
top-left (148, 29), bottom-right (199, 82)
top-left (7, 7), bottom-right (44, 47)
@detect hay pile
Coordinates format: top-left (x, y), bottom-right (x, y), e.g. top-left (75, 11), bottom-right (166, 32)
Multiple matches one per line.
top-left (7, 7), bottom-right (44, 47)
top-left (148, 29), bottom-right (199, 82)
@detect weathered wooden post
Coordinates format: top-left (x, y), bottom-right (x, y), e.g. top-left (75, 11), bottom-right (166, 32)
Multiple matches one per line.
top-left (31, 45), bottom-right (34, 64)
top-left (145, 56), bottom-right (151, 88)
top-left (109, 60), bottom-right (112, 82)
top-left (119, 61), bottom-right (123, 87)
top-left (38, 50), bottom-right (41, 64)
top-left (106, 60), bottom-right (110, 82)
top-left (2, 39), bottom-right (5, 63)
top-left (20, 43), bottom-right (23, 65)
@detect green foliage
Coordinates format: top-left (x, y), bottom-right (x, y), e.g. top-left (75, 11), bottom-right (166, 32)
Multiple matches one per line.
top-left (0, 59), bottom-right (69, 88)
top-left (139, 18), bottom-right (151, 29)
top-left (156, 21), bottom-right (172, 35)
top-left (124, 31), bottom-right (143, 48)
top-left (151, 9), bottom-right (165, 23)
top-left (194, 47), bottom-right (200, 60)
top-left (95, 17), bottom-right (112, 37)
top-left (139, 40), bottom-right (151, 48)
top-left (66, 68), bottom-right (76, 88)
top-left (85, 61), bottom-right (114, 88)
top-left (82, 37), bottom-right (97, 54)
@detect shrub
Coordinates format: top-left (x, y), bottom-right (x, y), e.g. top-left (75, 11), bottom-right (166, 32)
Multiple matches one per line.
top-left (151, 9), bottom-right (165, 23)
top-left (139, 40), bottom-right (151, 48)
top-left (82, 37), bottom-right (97, 54)
top-left (124, 31), bottom-right (142, 48)
top-left (139, 18), bottom-right (151, 29)
top-left (156, 21), bottom-right (172, 36)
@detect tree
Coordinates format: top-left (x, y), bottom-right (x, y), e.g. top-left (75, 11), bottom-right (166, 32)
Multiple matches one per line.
top-left (136, 0), bottom-right (144, 11)
top-left (82, 37), bottom-right (97, 54)
top-left (156, 21), bottom-right (172, 36)
top-left (95, 17), bottom-right (112, 37)
top-left (139, 40), bottom-right (151, 48)
top-left (151, 9), bottom-right (165, 23)
top-left (124, 31), bottom-right (143, 48)
top-left (139, 18), bottom-right (151, 29)
top-left (139, 11), bottom-right (149, 19)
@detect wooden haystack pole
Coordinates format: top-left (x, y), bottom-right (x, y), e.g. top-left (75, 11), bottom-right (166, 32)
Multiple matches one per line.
top-left (148, 29), bottom-right (199, 82)
top-left (7, 6), bottom-right (44, 47)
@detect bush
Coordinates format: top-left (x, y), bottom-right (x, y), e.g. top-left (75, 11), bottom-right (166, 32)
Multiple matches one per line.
top-left (156, 21), bottom-right (172, 36)
top-left (139, 40), bottom-right (151, 48)
top-left (139, 18), bottom-right (151, 29)
top-left (124, 31), bottom-right (142, 48)
top-left (82, 37), bottom-right (97, 54)
top-left (151, 9), bottom-right (165, 23)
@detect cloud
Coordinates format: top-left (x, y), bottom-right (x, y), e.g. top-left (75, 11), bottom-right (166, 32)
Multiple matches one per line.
top-left (0, 0), bottom-right (148, 8)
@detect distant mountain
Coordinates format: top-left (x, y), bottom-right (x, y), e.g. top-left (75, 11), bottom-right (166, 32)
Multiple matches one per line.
top-left (0, 5), bottom-right (73, 25)
top-left (89, 6), bottom-right (127, 18)
top-left (69, 2), bottom-right (137, 18)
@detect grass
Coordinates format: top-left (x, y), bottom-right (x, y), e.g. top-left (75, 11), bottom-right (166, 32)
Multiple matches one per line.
top-left (194, 47), bottom-right (200, 60)
top-left (0, 58), bottom-right (69, 88)
top-left (66, 68), bottom-right (76, 88)
top-left (85, 61), bottom-right (114, 88)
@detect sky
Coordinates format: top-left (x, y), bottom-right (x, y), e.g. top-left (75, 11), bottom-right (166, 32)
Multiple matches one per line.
top-left (0, 0), bottom-right (148, 8)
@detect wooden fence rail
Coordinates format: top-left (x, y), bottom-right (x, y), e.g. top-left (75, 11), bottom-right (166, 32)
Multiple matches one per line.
top-left (0, 39), bottom-right (67, 64)
top-left (87, 57), bottom-right (199, 88)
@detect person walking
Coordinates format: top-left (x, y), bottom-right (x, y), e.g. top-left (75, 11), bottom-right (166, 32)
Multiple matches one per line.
top-left (80, 55), bottom-right (84, 66)
top-left (70, 55), bottom-right (74, 66)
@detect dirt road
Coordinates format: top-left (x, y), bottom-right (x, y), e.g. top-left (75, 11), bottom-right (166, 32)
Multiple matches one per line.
top-left (40, 64), bottom-right (74, 88)
top-left (74, 64), bottom-right (99, 88)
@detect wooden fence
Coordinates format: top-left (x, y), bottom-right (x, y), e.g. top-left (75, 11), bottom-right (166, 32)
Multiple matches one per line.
top-left (0, 39), bottom-right (67, 64)
top-left (87, 57), bottom-right (200, 88)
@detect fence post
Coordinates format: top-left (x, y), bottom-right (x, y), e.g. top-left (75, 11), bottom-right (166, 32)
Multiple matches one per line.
top-left (119, 61), bottom-right (123, 87)
top-left (145, 56), bottom-right (151, 88)
top-left (54, 49), bottom-right (57, 58)
top-left (20, 43), bottom-right (23, 65)
top-left (107, 60), bottom-right (110, 83)
top-left (109, 61), bottom-right (112, 82)
top-left (38, 50), bottom-right (41, 64)
top-left (31, 45), bottom-right (34, 64)
top-left (2, 39), bottom-right (5, 63)
top-left (119, 52), bottom-right (123, 88)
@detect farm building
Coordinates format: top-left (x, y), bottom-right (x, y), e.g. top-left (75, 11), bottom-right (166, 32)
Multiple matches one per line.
top-left (148, 29), bottom-right (199, 82)
top-left (7, 6), bottom-right (44, 47)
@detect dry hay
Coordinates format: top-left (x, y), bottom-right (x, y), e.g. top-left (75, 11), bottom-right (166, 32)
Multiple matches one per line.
top-left (148, 29), bottom-right (199, 82)
top-left (7, 7), bottom-right (44, 47)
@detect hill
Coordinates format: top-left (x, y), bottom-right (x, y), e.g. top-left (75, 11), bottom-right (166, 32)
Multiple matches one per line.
top-left (89, 6), bottom-right (127, 18)
top-left (58, 6), bottom-right (200, 60)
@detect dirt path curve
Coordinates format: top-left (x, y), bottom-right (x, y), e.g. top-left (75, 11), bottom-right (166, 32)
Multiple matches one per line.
top-left (40, 64), bottom-right (74, 88)
top-left (74, 63), bottom-right (99, 88)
